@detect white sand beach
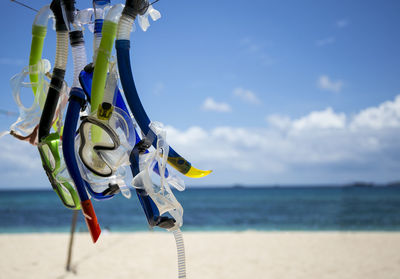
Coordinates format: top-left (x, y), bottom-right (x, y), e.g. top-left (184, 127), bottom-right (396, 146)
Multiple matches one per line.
top-left (1, 231), bottom-right (399, 279)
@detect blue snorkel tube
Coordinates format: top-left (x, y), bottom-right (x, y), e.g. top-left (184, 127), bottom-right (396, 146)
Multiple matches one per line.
top-left (115, 2), bottom-right (187, 277)
top-left (115, 0), bottom-right (211, 180)
top-left (63, 1), bottom-right (122, 202)
top-left (60, 0), bottom-right (102, 243)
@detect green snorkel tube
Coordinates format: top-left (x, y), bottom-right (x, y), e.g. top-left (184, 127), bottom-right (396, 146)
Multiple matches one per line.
top-left (29, 5), bottom-right (51, 95)
top-left (91, 3), bottom-right (123, 121)
top-left (37, 0), bottom-right (80, 210)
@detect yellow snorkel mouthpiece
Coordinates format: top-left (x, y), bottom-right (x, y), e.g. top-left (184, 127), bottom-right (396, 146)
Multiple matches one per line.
top-left (185, 166), bottom-right (212, 178)
top-left (166, 155), bottom-right (212, 178)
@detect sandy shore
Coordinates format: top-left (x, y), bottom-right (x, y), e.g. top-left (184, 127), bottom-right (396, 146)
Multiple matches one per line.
top-left (0, 231), bottom-right (399, 279)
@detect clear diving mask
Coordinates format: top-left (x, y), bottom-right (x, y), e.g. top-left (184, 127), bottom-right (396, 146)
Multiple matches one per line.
top-left (2, 59), bottom-right (51, 144)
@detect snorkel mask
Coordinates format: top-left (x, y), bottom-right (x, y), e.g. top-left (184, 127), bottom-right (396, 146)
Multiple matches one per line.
top-left (77, 103), bottom-right (136, 199)
top-left (1, 5), bottom-right (68, 145)
top-left (38, 132), bottom-right (81, 208)
top-left (6, 59), bottom-right (51, 145)
top-left (129, 123), bottom-right (186, 279)
top-left (131, 123), bottom-right (185, 229)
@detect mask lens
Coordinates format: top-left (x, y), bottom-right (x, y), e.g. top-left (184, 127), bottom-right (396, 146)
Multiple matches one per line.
top-left (12, 68), bottom-right (35, 109)
top-left (59, 181), bottom-right (76, 207)
top-left (41, 143), bottom-right (56, 171)
top-left (80, 119), bottom-right (116, 176)
top-left (9, 61), bottom-right (49, 137)
top-left (55, 167), bottom-right (80, 208)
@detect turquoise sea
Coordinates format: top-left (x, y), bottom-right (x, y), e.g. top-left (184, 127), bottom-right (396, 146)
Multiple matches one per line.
top-left (1, 186), bottom-right (400, 233)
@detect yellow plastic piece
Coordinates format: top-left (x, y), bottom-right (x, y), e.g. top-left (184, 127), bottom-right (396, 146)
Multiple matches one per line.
top-left (184, 167), bottom-right (212, 178)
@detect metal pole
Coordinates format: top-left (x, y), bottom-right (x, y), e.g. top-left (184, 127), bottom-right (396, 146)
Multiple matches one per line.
top-left (66, 210), bottom-right (78, 272)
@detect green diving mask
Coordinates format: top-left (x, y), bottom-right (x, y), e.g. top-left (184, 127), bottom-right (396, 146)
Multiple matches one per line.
top-left (38, 132), bottom-right (81, 209)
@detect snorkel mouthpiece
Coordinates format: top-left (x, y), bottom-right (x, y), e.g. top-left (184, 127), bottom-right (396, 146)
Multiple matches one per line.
top-left (60, 0), bottom-right (76, 31)
top-left (122, 0), bottom-right (149, 19)
top-left (81, 200), bottom-right (101, 243)
top-left (50, 0), bottom-right (68, 31)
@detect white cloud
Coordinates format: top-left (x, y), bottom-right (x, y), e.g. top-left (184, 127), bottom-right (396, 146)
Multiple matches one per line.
top-left (267, 108), bottom-right (347, 134)
top-left (164, 95), bottom-right (400, 185)
top-left (2, 96), bottom-right (400, 187)
top-left (336, 19), bottom-right (349, 28)
top-left (317, 75), bottom-right (343, 93)
top-left (266, 114), bottom-right (291, 130)
top-left (291, 108), bottom-right (346, 131)
top-left (233, 88), bottom-right (261, 105)
top-left (0, 136), bottom-right (46, 188)
top-left (201, 97), bottom-right (231, 112)
top-left (350, 95), bottom-right (400, 130)
top-left (316, 37), bottom-right (335, 47)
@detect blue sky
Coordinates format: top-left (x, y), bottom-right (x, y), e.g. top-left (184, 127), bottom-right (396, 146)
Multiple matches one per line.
top-left (0, 0), bottom-right (399, 188)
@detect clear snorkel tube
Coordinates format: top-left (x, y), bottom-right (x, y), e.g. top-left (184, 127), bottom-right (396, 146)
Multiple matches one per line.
top-left (93, 0), bottom-right (111, 62)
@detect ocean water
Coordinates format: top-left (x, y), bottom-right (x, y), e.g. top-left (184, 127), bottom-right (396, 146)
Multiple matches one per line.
top-left (0, 187), bottom-right (400, 233)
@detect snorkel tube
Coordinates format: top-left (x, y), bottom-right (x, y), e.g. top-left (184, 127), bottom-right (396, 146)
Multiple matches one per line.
top-left (60, 0), bottom-right (101, 243)
top-left (81, 0), bottom-right (127, 112)
top-left (115, 0), bottom-right (212, 178)
top-left (37, 0), bottom-right (81, 210)
top-left (90, 4), bottom-right (123, 117)
top-left (29, 5), bottom-right (52, 95)
top-left (92, 0), bottom-right (111, 62)
top-left (38, 0), bottom-right (68, 141)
